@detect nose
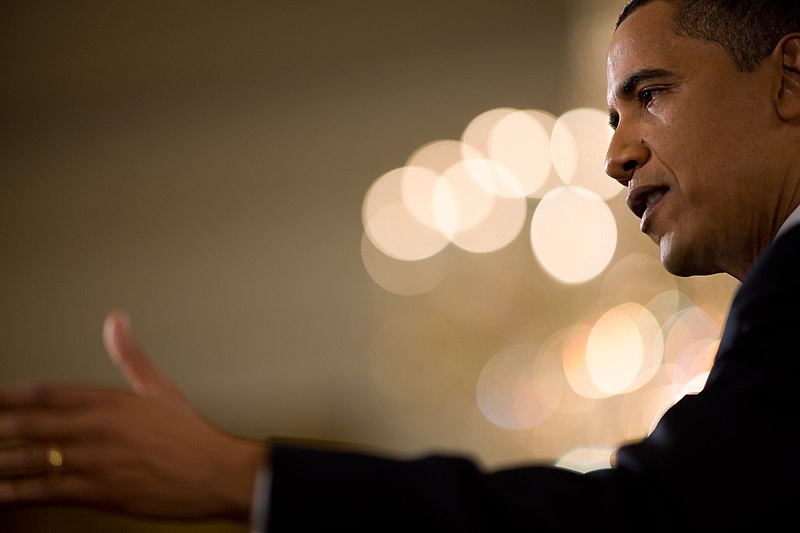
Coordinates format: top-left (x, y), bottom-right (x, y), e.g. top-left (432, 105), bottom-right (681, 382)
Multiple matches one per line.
top-left (605, 130), bottom-right (650, 187)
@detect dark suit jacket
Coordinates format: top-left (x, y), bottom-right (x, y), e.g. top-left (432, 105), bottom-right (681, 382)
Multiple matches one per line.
top-left (267, 223), bottom-right (800, 532)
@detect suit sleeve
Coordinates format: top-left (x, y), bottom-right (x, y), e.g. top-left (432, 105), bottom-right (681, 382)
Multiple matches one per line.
top-left (267, 442), bottom-right (646, 533)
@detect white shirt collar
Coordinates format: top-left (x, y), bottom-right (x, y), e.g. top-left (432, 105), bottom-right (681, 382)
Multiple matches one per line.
top-left (775, 204), bottom-right (800, 240)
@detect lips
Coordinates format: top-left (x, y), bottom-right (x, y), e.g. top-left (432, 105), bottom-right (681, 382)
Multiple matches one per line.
top-left (626, 185), bottom-right (668, 219)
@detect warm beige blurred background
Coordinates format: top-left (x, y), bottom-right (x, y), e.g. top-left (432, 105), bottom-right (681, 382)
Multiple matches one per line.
top-left (1, 1), bottom-right (738, 531)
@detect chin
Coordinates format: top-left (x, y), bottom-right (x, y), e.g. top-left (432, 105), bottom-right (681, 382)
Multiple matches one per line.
top-left (659, 238), bottom-right (695, 277)
top-left (662, 261), bottom-right (696, 278)
top-left (660, 243), bottom-right (719, 278)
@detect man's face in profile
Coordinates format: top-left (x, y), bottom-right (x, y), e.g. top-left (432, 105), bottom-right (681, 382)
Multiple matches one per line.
top-left (605, 1), bottom-right (780, 279)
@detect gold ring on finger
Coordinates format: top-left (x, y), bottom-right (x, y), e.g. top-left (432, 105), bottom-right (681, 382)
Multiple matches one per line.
top-left (45, 443), bottom-right (65, 479)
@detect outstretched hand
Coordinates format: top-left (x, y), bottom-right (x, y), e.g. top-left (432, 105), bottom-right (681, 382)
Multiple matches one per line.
top-left (0, 310), bottom-right (266, 522)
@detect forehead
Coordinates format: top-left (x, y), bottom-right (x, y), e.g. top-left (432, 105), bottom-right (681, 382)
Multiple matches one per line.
top-left (608, 3), bottom-right (679, 78)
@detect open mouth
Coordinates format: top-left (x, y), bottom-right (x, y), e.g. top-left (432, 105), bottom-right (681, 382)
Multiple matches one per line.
top-left (627, 186), bottom-right (668, 219)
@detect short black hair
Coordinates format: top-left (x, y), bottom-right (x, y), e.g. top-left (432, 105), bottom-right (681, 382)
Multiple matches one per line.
top-left (616, 0), bottom-right (800, 72)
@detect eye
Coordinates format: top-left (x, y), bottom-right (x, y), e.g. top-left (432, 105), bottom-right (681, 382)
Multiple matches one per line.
top-left (639, 88), bottom-right (659, 106)
top-left (608, 112), bottom-right (619, 130)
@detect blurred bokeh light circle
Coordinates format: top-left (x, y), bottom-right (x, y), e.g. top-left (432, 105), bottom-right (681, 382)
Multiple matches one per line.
top-left (585, 303), bottom-right (662, 395)
top-left (487, 109), bottom-right (555, 197)
top-left (362, 167), bottom-right (449, 260)
top-left (555, 446), bottom-right (614, 473)
top-left (406, 139), bottom-right (485, 177)
top-left (461, 107), bottom-right (518, 158)
top-left (530, 185), bottom-right (617, 284)
top-left (450, 194), bottom-right (528, 254)
top-left (399, 165), bottom-right (444, 230)
top-left (433, 159), bottom-right (497, 237)
top-left (360, 233), bottom-right (448, 295)
top-left (477, 344), bottom-right (562, 430)
top-left (550, 107), bottom-right (619, 200)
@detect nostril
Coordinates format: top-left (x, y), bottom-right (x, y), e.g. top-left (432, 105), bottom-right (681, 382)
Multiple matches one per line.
top-left (622, 159), bottom-right (639, 172)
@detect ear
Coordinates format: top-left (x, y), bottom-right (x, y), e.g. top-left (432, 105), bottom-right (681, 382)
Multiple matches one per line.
top-left (776, 34), bottom-right (800, 121)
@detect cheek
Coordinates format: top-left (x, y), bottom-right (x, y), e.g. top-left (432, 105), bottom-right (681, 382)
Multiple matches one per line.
top-left (649, 109), bottom-right (731, 192)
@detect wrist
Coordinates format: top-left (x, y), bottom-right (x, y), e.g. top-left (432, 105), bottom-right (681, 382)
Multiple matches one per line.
top-left (216, 436), bottom-right (269, 522)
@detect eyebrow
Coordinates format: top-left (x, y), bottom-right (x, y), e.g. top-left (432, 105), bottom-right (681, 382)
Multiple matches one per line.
top-left (614, 67), bottom-right (674, 98)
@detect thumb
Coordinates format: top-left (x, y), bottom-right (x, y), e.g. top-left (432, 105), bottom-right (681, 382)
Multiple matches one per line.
top-left (102, 310), bottom-right (181, 397)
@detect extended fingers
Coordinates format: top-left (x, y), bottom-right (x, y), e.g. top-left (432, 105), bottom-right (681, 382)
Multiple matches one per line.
top-left (0, 409), bottom-right (90, 443)
top-left (0, 443), bottom-right (49, 475)
top-left (0, 472), bottom-right (97, 506)
top-left (0, 383), bottom-right (126, 409)
top-left (0, 386), bottom-right (136, 455)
